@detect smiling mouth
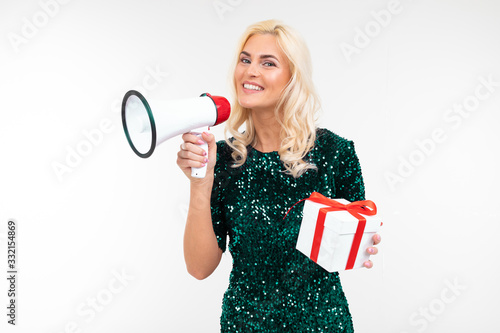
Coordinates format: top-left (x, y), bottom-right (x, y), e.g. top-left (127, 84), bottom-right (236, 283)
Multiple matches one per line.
top-left (243, 83), bottom-right (264, 91)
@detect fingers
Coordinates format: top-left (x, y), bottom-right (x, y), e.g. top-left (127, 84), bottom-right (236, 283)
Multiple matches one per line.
top-left (177, 152), bottom-right (207, 169)
top-left (180, 133), bottom-right (209, 156)
top-left (201, 131), bottom-right (215, 144)
top-left (363, 260), bottom-right (373, 269)
top-left (201, 131), bottom-right (217, 160)
top-left (177, 131), bottom-right (217, 181)
top-left (364, 234), bottom-right (381, 269)
top-left (177, 133), bottom-right (209, 169)
top-left (177, 147), bottom-right (207, 168)
top-left (178, 143), bottom-right (207, 160)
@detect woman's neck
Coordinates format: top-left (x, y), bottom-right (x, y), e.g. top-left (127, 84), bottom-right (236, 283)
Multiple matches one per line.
top-left (251, 108), bottom-right (282, 152)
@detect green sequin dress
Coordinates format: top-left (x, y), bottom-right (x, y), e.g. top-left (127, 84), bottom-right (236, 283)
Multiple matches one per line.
top-left (211, 128), bottom-right (365, 332)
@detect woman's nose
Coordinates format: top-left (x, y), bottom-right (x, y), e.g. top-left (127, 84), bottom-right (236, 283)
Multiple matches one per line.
top-left (246, 62), bottom-right (260, 77)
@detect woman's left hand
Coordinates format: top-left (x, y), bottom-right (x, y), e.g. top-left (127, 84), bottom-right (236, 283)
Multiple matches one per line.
top-left (363, 234), bottom-right (381, 269)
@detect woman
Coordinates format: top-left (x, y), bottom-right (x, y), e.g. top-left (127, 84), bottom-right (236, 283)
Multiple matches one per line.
top-left (177, 19), bottom-right (381, 332)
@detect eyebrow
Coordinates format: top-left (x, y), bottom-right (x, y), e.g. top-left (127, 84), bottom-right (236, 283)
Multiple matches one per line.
top-left (240, 51), bottom-right (280, 62)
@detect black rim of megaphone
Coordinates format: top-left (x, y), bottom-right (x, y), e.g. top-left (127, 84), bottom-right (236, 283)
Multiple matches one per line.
top-left (121, 90), bottom-right (157, 158)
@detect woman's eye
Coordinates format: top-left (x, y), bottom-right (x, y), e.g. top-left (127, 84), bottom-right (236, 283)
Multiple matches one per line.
top-left (263, 62), bottom-right (276, 67)
top-left (240, 58), bottom-right (250, 64)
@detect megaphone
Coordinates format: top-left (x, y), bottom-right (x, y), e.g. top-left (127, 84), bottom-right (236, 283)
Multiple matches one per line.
top-left (121, 90), bottom-right (231, 178)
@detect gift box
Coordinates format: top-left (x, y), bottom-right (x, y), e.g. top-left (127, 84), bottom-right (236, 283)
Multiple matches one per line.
top-left (295, 192), bottom-right (382, 272)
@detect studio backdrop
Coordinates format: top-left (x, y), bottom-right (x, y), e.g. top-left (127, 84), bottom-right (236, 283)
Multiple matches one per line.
top-left (1, 0), bottom-right (499, 332)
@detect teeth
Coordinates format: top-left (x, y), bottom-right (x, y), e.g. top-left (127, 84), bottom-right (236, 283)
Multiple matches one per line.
top-left (244, 84), bottom-right (264, 91)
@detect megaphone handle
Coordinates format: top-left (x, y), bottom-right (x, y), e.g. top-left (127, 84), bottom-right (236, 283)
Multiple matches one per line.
top-left (191, 132), bottom-right (208, 178)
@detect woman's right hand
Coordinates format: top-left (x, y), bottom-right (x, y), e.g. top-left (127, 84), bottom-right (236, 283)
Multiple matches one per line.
top-left (176, 131), bottom-right (217, 183)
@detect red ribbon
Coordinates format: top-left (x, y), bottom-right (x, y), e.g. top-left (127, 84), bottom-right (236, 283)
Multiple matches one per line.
top-left (287, 192), bottom-right (377, 270)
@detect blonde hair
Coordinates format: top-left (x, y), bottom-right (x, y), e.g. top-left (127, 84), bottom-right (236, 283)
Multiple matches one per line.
top-left (225, 19), bottom-right (320, 178)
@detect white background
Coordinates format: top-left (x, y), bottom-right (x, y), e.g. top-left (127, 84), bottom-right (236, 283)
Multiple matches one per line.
top-left (1, 0), bottom-right (499, 332)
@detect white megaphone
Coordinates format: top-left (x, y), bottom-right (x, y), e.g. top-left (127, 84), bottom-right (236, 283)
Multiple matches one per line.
top-left (121, 90), bottom-right (231, 178)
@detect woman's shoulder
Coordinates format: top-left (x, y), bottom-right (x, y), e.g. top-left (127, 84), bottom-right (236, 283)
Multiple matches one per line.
top-left (315, 127), bottom-right (355, 151)
top-left (313, 128), bottom-right (362, 181)
top-left (215, 138), bottom-right (234, 164)
top-left (216, 138), bottom-right (232, 153)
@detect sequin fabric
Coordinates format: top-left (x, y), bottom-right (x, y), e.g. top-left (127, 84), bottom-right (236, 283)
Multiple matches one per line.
top-left (211, 128), bottom-right (365, 332)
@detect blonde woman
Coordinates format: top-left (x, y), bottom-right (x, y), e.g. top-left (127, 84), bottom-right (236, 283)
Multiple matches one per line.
top-left (177, 19), bottom-right (381, 332)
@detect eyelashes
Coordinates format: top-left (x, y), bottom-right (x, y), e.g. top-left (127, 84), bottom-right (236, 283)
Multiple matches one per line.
top-left (239, 58), bottom-right (277, 67)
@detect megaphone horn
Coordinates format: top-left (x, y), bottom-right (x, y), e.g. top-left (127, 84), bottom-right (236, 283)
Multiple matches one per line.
top-left (121, 90), bottom-right (231, 177)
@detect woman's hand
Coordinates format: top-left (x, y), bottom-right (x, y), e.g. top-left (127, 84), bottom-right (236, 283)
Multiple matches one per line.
top-left (178, 131), bottom-right (221, 279)
top-left (176, 131), bottom-right (217, 184)
top-left (363, 234), bottom-right (381, 269)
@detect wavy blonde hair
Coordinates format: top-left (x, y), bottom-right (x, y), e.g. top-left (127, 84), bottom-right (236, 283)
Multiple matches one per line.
top-left (225, 19), bottom-right (320, 178)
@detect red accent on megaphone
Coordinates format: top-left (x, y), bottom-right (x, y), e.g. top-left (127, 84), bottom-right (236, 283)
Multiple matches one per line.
top-left (204, 94), bottom-right (231, 125)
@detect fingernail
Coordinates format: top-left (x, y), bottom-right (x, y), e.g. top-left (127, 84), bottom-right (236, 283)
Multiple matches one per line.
top-left (203, 151), bottom-right (207, 156)
top-left (204, 158), bottom-right (208, 163)
top-left (203, 131), bottom-right (210, 136)
top-left (368, 248), bottom-right (374, 254)
top-left (197, 140), bottom-right (205, 145)
top-left (201, 163), bottom-right (206, 167)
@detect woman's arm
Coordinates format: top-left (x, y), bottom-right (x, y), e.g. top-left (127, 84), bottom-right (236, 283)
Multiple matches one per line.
top-left (184, 177), bottom-right (223, 279)
top-left (335, 137), bottom-right (381, 269)
top-left (177, 132), bottom-right (222, 280)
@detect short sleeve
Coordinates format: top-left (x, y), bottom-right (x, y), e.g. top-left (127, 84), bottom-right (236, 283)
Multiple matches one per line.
top-left (335, 140), bottom-right (366, 202)
top-left (210, 141), bottom-right (228, 253)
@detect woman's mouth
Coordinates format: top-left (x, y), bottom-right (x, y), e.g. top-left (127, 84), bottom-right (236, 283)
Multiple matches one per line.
top-left (243, 83), bottom-right (264, 91)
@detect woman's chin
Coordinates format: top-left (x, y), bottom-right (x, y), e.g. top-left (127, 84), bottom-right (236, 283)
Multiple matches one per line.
top-left (237, 98), bottom-right (257, 110)
top-left (237, 96), bottom-right (275, 112)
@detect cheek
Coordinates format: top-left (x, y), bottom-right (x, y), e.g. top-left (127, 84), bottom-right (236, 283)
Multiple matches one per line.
top-left (270, 70), bottom-right (290, 88)
top-left (234, 65), bottom-right (245, 81)
top-left (234, 73), bottom-right (243, 95)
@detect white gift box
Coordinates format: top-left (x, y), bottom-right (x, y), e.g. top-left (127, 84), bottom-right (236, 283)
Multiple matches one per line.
top-left (296, 196), bottom-right (382, 272)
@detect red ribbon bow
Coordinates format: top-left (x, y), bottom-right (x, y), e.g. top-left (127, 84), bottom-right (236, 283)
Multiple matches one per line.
top-left (287, 192), bottom-right (377, 270)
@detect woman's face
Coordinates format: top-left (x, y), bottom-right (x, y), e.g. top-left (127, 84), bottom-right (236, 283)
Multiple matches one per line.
top-left (234, 34), bottom-right (291, 113)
